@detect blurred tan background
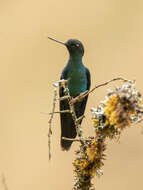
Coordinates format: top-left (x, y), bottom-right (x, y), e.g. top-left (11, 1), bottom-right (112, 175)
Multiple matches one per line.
top-left (0, 0), bottom-right (143, 189)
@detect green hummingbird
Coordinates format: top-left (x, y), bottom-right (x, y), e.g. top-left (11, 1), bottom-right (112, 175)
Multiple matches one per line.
top-left (48, 37), bottom-right (91, 150)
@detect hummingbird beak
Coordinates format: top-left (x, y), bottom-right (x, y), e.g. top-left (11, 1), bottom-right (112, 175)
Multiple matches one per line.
top-left (48, 37), bottom-right (65, 45)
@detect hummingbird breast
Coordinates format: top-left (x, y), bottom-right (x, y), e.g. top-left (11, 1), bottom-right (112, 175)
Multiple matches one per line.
top-left (68, 65), bottom-right (87, 97)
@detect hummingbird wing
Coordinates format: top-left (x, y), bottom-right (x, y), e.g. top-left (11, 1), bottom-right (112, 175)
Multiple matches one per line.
top-left (59, 67), bottom-right (91, 150)
top-left (76, 67), bottom-right (91, 117)
top-left (59, 68), bottom-right (77, 150)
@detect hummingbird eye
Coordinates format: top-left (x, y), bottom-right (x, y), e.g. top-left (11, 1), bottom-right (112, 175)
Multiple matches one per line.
top-left (76, 44), bottom-right (80, 47)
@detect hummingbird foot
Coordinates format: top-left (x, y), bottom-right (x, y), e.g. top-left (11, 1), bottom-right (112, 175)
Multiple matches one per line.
top-left (69, 97), bottom-right (77, 104)
top-left (70, 91), bottom-right (88, 104)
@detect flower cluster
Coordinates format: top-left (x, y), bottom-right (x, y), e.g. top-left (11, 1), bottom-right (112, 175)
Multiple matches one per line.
top-left (91, 82), bottom-right (143, 138)
top-left (73, 138), bottom-right (106, 190)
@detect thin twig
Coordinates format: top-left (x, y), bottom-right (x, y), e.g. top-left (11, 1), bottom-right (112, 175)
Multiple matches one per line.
top-left (73, 77), bottom-right (132, 103)
top-left (134, 118), bottom-right (143, 125)
top-left (48, 87), bottom-right (58, 160)
top-left (62, 137), bottom-right (96, 142)
top-left (41, 110), bottom-right (71, 115)
top-left (76, 115), bottom-right (85, 123)
top-left (49, 110), bottom-right (71, 114)
top-left (58, 95), bottom-right (71, 101)
top-left (62, 137), bottom-right (82, 142)
top-left (61, 85), bottom-right (84, 137)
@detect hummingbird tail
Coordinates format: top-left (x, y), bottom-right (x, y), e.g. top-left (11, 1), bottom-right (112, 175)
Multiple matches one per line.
top-left (60, 114), bottom-right (77, 151)
top-left (61, 137), bottom-right (74, 151)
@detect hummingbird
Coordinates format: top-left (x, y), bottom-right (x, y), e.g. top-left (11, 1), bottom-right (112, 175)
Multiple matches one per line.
top-left (48, 37), bottom-right (91, 150)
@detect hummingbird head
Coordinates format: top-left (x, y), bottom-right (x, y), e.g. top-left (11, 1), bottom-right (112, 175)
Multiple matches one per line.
top-left (48, 37), bottom-right (84, 57)
top-left (65, 39), bottom-right (84, 57)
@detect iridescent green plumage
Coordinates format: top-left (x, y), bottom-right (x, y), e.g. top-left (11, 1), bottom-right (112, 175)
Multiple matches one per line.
top-left (49, 38), bottom-right (91, 150)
